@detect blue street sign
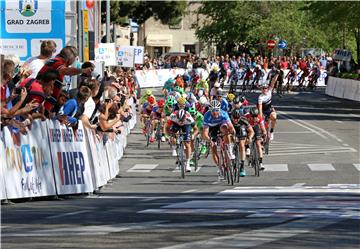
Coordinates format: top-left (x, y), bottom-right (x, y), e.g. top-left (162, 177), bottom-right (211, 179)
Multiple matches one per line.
top-left (278, 40), bottom-right (288, 49)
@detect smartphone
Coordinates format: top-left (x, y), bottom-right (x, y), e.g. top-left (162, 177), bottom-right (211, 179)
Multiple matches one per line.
top-left (15, 87), bottom-right (23, 95)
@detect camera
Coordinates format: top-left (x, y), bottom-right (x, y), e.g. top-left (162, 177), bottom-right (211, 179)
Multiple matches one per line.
top-left (104, 98), bottom-right (111, 103)
top-left (14, 87), bottom-right (23, 95)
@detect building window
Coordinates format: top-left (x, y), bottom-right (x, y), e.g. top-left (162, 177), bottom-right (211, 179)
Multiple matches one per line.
top-left (154, 47), bottom-right (164, 58)
top-left (184, 44), bottom-right (195, 54)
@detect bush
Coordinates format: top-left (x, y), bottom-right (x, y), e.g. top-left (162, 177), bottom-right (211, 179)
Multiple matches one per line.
top-left (336, 72), bottom-right (360, 80)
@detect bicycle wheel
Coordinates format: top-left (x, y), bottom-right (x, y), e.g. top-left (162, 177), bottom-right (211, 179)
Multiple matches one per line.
top-left (222, 145), bottom-right (234, 185)
top-left (204, 141), bottom-right (211, 158)
top-left (193, 137), bottom-right (200, 172)
top-left (233, 144), bottom-right (240, 183)
top-left (156, 123), bottom-right (161, 149)
top-left (146, 121), bottom-right (151, 147)
top-left (252, 141), bottom-right (260, 177)
top-left (178, 140), bottom-right (185, 179)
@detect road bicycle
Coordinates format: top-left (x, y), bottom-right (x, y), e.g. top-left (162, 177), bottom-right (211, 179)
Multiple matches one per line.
top-left (174, 132), bottom-right (186, 179)
top-left (248, 137), bottom-right (260, 177)
top-left (232, 137), bottom-right (241, 183)
top-left (144, 117), bottom-right (152, 147)
top-left (217, 134), bottom-right (234, 185)
top-left (155, 120), bottom-right (163, 149)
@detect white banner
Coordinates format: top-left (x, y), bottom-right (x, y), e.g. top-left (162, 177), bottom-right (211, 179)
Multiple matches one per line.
top-left (105, 135), bottom-right (119, 179)
top-left (134, 46), bottom-right (144, 64)
top-left (95, 43), bottom-right (116, 66)
top-left (116, 45), bottom-right (135, 68)
top-left (135, 68), bottom-right (186, 88)
top-left (84, 128), bottom-right (110, 189)
top-left (47, 120), bottom-right (94, 195)
top-left (0, 139), bottom-right (8, 200)
top-left (2, 120), bottom-right (57, 199)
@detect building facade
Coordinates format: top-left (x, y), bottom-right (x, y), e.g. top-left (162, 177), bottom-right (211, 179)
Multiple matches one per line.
top-left (137, 2), bottom-right (207, 58)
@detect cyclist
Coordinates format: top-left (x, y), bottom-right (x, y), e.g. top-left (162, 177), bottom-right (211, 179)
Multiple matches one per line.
top-left (150, 99), bottom-right (166, 142)
top-left (214, 88), bottom-right (229, 112)
top-left (202, 100), bottom-right (236, 180)
top-left (164, 96), bottom-right (176, 117)
top-left (174, 96), bottom-right (190, 112)
top-left (141, 95), bottom-right (157, 135)
top-left (245, 107), bottom-right (267, 170)
top-left (195, 79), bottom-right (209, 97)
top-left (186, 92), bottom-right (198, 108)
top-left (209, 81), bottom-right (221, 100)
top-left (189, 106), bottom-right (207, 156)
top-left (231, 109), bottom-right (254, 177)
top-left (139, 89), bottom-right (156, 105)
top-left (166, 109), bottom-right (197, 172)
top-left (162, 78), bottom-right (175, 97)
top-left (258, 75), bottom-right (277, 141)
top-left (226, 92), bottom-right (236, 113)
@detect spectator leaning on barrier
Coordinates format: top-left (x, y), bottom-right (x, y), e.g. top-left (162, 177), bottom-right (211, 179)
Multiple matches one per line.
top-left (23, 40), bottom-right (57, 79)
top-left (57, 85), bottom-right (92, 128)
top-left (37, 46), bottom-right (93, 115)
top-left (80, 79), bottom-right (100, 129)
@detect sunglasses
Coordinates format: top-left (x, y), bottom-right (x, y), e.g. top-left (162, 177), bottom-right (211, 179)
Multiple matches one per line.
top-left (211, 108), bottom-right (220, 113)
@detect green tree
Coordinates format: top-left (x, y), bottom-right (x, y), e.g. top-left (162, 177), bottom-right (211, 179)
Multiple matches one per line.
top-left (305, 1), bottom-right (360, 65)
top-left (101, 1), bottom-right (187, 25)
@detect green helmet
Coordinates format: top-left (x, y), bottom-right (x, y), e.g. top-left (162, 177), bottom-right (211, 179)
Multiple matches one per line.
top-left (166, 96), bottom-right (176, 106)
top-left (145, 89), bottom-right (152, 96)
top-left (188, 107), bottom-right (197, 115)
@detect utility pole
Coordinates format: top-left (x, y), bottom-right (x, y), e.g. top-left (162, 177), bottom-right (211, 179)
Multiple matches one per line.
top-left (106, 0), bottom-right (110, 43)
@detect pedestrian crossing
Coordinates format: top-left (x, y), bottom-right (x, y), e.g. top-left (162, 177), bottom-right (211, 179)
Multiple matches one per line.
top-left (126, 163), bottom-right (360, 173)
top-left (266, 141), bottom-right (357, 156)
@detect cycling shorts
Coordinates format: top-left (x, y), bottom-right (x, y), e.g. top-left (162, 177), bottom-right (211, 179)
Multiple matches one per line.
top-left (170, 123), bottom-right (193, 141)
top-left (253, 125), bottom-right (263, 140)
top-left (234, 125), bottom-right (247, 140)
top-left (208, 123), bottom-right (229, 142)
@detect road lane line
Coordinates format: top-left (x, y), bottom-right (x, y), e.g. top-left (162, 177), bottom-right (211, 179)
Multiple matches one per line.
top-left (46, 211), bottom-right (90, 219)
top-left (335, 120), bottom-right (344, 124)
top-left (307, 163), bottom-right (335, 171)
top-left (182, 189), bottom-right (198, 193)
top-left (353, 164), bottom-right (360, 171)
top-left (278, 111), bottom-right (327, 139)
top-left (127, 164), bottom-right (159, 173)
top-left (263, 164), bottom-right (288, 172)
top-left (157, 218), bottom-right (341, 249)
top-left (291, 183), bottom-right (306, 188)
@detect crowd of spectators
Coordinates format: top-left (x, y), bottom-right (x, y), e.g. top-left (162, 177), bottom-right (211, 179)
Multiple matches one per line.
top-left (1, 40), bottom-right (137, 140)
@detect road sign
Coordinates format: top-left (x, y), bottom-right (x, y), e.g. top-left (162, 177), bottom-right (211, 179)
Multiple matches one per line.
top-left (267, 40), bottom-right (276, 50)
top-left (278, 40), bottom-right (288, 49)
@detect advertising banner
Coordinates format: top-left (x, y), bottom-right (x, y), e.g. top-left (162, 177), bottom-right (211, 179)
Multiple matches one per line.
top-left (2, 120), bottom-right (56, 199)
top-left (84, 128), bottom-right (110, 188)
top-left (134, 46), bottom-right (144, 64)
top-left (116, 45), bottom-right (135, 68)
top-left (0, 140), bottom-right (8, 200)
top-left (0, 0), bottom-right (65, 61)
top-left (105, 137), bottom-right (119, 179)
top-left (47, 120), bottom-right (94, 195)
top-left (135, 68), bottom-right (186, 88)
top-left (94, 43), bottom-right (116, 66)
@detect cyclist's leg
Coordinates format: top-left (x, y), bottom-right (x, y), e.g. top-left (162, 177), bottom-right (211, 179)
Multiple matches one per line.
top-left (269, 108), bottom-right (277, 135)
top-left (209, 126), bottom-right (220, 166)
top-left (183, 125), bottom-right (192, 171)
top-left (220, 124), bottom-right (235, 160)
top-left (253, 125), bottom-right (264, 170)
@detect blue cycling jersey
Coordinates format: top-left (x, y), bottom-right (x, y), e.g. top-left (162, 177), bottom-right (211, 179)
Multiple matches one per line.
top-left (203, 109), bottom-right (231, 128)
top-left (221, 98), bottom-right (229, 112)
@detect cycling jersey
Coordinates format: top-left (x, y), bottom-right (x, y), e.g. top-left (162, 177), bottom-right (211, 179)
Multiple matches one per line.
top-left (203, 109), bottom-right (231, 128)
top-left (141, 102), bottom-right (153, 115)
top-left (258, 90), bottom-right (273, 112)
top-left (168, 111), bottom-right (194, 126)
top-left (194, 112), bottom-right (204, 130)
top-left (220, 98), bottom-right (229, 112)
top-left (164, 104), bottom-right (173, 116)
top-left (245, 113), bottom-right (264, 127)
top-left (139, 94), bottom-right (156, 105)
top-left (232, 117), bottom-right (251, 139)
top-left (151, 106), bottom-right (163, 119)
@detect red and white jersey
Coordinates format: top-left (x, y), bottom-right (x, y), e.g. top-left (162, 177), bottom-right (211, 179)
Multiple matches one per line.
top-left (245, 113), bottom-right (265, 127)
top-left (168, 110), bottom-right (194, 126)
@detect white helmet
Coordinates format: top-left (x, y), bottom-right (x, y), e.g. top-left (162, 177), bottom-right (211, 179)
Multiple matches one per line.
top-left (210, 99), bottom-right (221, 110)
top-left (199, 96), bottom-right (208, 105)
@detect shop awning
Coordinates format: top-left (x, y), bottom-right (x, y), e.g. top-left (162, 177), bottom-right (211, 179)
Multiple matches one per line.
top-left (146, 34), bottom-right (173, 47)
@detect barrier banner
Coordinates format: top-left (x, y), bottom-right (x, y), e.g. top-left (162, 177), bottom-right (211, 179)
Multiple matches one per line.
top-left (47, 120), bottom-right (94, 195)
top-left (2, 120), bottom-right (56, 199)
top-left (333, 79), bottom-right (345, 98)
top-left (0, 140), bottom-right (8, 200)
top-left (105, 136), bottom-right (119, 179)
top-left (325, 77), bottom-right (336, 96)
top-left (135, 68), bottom-right (186, 88)
top-left (84, 128), bottom-right (110, 189)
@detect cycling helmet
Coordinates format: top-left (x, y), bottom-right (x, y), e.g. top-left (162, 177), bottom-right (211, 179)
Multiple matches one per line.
top-left (210, 99), bottom-right (221, 110)
top-left (147, 96), bottom-right (155, 105)
top-left (193, 74), bottom-right (200, 83)
top-left (186, 92), bottom-right (195, 100)
top-left (227, 93), bottom-right (235, 101)
top-left (183, 73), bottom-right (191, 83)
top-left (198, 89), bottom-right (204, 97)
top-left (240, 95), bottom-right (247, 103)
top-left (231, 109), bottom-right (242, 119)
top-left (249, 107), bottom-right (259, 117)
top-left (233, 95), bottom-right (242, 105)
top-left (216, 88), bottom-right (224, 96)
top-left (145, 89), bottom-right (152, 96)
top-left (167, 78), bottom-right (175, 84)
top-left (175, 86), bottom-right (182, 92)
top-left (188, 107), bottom-right (197, 115)
top-left (177, 109), bottom-right (186, 121)
top-left (157, 99), bottom-right (165, 108)
top-left (177, 96), bottom-right (187, 105)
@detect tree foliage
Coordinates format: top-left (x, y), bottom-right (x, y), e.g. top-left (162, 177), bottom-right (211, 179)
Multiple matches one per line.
top-left (195, 0), bottom-right (358, 62)
top-left (101, 1), bottom-right (187, 25)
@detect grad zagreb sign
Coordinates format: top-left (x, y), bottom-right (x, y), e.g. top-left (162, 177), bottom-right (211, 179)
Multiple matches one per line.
top-left (0, 0), bottom-right (65, 61)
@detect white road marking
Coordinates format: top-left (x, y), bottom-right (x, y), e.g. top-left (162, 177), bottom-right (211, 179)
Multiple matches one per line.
top-left (212, 181), bottom-right (219, 185)
top-left (4, 221), bottom-right (166, 237)
top-left (267, 147), bottom-right (357, 157)
top-left (158, 218), bottom-right (341, 249)
top-left (127, 164), bottom-right (159, 173)
top-left (195, 165), bottom-right (202, 172)
top-left (263, 164), bottom-right (288, 172)
top-left (278, 111), bottom-right (327, 139)
top-left (335, 120), bottom-right (343, 124)
top-left (218, 186), bottom-right (360, 194)
top-left (307, 163), bottom-right (335, 171)
top-left (343, 144), bottom-right (349, 146)
top-left (291, 183), bottom-right (306, 187)
top-left (46, 211), bottom-right (90, 219)
top-left (350, 113), bottom-right (360, 118)
top-left (275, 131), bottom-right (313, 134)
top-left (353, 164), bottom-right (360, 171)
top-left (182, 189), bottom-right (198, 193)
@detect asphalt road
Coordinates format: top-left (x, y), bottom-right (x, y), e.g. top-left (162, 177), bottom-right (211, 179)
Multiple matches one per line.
top-left (1, 88), bottom-right (360, 249)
